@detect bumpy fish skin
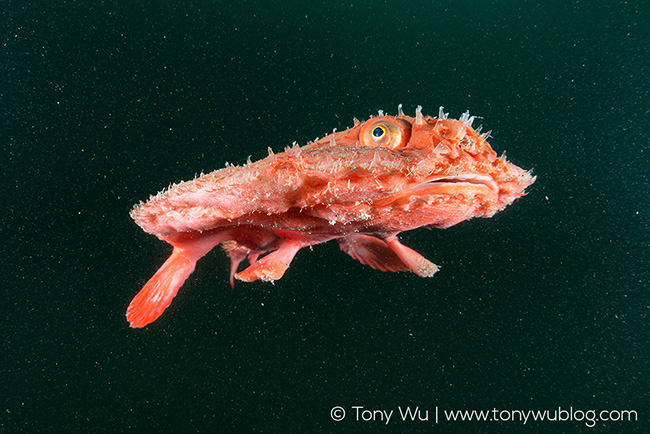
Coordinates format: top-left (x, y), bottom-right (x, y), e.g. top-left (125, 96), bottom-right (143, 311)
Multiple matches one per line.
top-left (127, 106), bottom-right (535, 328)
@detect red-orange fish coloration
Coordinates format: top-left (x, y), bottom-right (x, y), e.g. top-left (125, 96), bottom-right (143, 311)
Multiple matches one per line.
top-left (127, 106), bottom-right (535, 328)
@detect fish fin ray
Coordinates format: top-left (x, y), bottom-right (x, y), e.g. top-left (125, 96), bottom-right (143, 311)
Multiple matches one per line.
top-left (127, 249), bottom-right (196, 328)
top-left (339, 234), bottom-right (411, 272)
top-left (235, 239), bottom-right (303, 282)
top-left (383, 234), bottom-right (439, 277)
top-left (221, 241), bottom-right (250, 287)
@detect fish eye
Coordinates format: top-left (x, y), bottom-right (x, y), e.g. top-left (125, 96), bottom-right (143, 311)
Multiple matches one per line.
top-left (360, 117), bottom-right (411, 149)
top-left (372, 126), bottom-right (386, 138)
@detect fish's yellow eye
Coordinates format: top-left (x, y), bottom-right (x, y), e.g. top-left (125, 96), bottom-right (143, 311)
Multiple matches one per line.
top-left (360, 117), bottom-right (411, 149)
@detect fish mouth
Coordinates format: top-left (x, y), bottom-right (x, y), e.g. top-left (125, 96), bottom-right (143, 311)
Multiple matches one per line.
top-left (409, 174), bottom-right (499, 194)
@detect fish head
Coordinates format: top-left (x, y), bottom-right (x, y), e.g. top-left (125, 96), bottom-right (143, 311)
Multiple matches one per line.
top-left (345, 106), bottom-right (536, 227)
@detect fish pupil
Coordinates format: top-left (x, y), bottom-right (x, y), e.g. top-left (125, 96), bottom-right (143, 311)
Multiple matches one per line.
top-left (372, 126), bottom-right (385, 137)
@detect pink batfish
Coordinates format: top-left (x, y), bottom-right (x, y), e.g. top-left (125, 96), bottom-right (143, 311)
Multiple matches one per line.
top-left (127, 106), bottom-right (535, 327)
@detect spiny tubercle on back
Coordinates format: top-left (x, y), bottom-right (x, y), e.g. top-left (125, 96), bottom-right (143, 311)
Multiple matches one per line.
top-left (132, 105), bottom-right (532, 212)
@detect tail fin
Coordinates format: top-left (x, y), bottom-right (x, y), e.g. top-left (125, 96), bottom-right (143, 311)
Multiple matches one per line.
top-left (127, 249), bottom-right (197, 328)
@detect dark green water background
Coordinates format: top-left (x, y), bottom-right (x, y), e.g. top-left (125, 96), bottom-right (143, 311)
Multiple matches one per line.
top-left (2, 0), bottom-right (648, 432)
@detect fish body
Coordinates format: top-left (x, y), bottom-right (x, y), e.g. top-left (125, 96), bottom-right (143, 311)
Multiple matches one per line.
top-left (127, 106), bottom-right (535, 327)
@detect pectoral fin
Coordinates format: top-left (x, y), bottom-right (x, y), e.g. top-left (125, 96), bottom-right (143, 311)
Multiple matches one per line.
top-left (339, 234), bottom-right (438, 277)
top-left (383, 234), bottom-right (439, 277)
top-left (339, 235), bottom-right (411, 272)
top-left (234, 239), bottom-right (304, 283)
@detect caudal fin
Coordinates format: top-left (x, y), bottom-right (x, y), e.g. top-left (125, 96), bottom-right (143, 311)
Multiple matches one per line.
top-left (127, 249), bottom-right (197, 328)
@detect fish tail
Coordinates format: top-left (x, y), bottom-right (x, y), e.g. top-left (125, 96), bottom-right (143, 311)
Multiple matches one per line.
top-left (127, 248), bottom-right (197, 328)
